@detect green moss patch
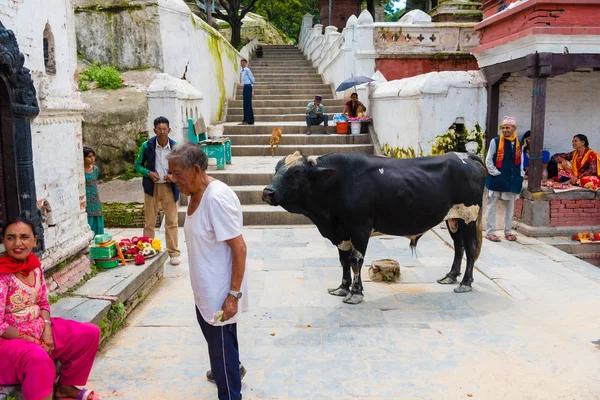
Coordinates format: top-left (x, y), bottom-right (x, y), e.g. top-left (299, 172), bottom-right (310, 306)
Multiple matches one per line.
top-left (103, 202), bottom-right (145, 228)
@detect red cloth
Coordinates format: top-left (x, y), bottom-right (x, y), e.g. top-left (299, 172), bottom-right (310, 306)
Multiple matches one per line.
top-left (0, 254), bottom-right (41, 277)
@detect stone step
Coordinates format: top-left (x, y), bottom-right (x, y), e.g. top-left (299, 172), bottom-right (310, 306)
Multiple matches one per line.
top-left (253, 73), bottom-right (321, 79)
top-left (222, 124), bottom-right (339, 135)
top-left (231, 185), bottom-right (268, 205)
top-left (229, 99), bottom-right (347, 108)
top-left (209, 171), bottom-right (274, 185)
top-left (250, 67), bottom-right (317, 73)
top-left (178, 204), bottom-right (312, 226)
top-left (232, 143), bottom-right (374, 156)
top-left (228, 106), bottom-right (344, 116)
top-left (227, 114), bottom-right (326, 122)
top-left (236, 83), bottom-right (330, 90)
top-left (234, 94), bottom-right (335, 102)
top-left (236, 88), bottom-right (328, 96)
top-left (251, 78), bottom-right (324, 84)
top-left (251, 63), bottom-right (313, 68)
top-left (228, 133), bottom-right (371, 145)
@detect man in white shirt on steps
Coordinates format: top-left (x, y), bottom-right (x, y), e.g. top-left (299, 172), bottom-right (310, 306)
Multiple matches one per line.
top-left (167, 143), bottom-right (249, 400)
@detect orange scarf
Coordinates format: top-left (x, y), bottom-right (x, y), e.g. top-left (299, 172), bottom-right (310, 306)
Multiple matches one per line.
top-left (495, 133), bottom-right (521, 169)
top-left (0, 253), bottom-right (41, 277)
top-left (572, 148), bottom-right (600, 177)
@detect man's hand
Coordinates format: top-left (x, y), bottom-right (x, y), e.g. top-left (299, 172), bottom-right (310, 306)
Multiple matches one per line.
top-left (252, 91), bottom-right (255, 98)
top-left (221, 295), bottom-right (239, 322)
top-left (41, 326), bottom-right (54, 356)
top-left (164, 174), bottom-right (173, 183)
top-left (148, 171), bottom-right (160, 182)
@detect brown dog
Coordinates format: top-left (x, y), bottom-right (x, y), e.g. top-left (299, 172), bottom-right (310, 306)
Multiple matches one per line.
top-left (270, 127), bottom-right (283, 157)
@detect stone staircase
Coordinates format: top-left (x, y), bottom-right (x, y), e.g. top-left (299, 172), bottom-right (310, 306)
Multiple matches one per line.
top-left (181, 45), bottom-right (374, 225)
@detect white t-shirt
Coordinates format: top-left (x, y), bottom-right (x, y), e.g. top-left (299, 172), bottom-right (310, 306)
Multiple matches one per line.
top-left (183, 180), bottom-right (248, 325)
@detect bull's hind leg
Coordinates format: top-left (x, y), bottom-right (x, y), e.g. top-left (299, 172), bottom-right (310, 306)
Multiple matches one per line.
top-left (454, 220), bottom-right (479, 293)
top-left (328, 248), bottom-right (352, 297)
top-left (437, 219), bottom-right (464, 285)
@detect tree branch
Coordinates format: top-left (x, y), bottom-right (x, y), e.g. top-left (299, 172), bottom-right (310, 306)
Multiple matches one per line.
top-left (239, 0), bottom-right (258, 19)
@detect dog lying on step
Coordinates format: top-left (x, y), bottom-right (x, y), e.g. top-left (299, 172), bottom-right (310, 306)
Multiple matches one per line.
top-left (270, 127), bottom-right (283, 157)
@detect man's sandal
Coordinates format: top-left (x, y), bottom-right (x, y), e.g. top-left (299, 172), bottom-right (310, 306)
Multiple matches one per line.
top-left (485, 234), bottom-right (501, 242)
top-left (505, 233), bottom-right (517, 241)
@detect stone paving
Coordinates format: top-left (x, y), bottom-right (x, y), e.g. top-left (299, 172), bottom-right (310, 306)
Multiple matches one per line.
top-left (88, 226), bottom-right (600, 399)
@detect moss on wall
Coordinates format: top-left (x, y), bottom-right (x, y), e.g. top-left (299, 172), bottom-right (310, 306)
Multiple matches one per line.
top-left (75, 3), bottom-right (144, 13)
top-left (103, 202), bottom-right (145, 228)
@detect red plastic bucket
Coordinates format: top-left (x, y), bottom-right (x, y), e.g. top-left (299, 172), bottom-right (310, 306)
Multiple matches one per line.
top-left (336, 121), bottom-right (349, 134)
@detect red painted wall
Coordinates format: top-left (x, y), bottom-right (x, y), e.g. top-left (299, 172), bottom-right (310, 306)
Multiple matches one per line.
top-left (476, 1), bottom-right (600, 49)
top-left (319, 0), bottom-right (361, 30)
top-left (549, 199), bottom-right (600, 227)
top-left (375, 57), bottom-right (479, 81)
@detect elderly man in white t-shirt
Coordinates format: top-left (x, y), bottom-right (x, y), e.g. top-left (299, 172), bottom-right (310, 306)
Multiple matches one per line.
top-left (167, 143), bottom-right (248, 400)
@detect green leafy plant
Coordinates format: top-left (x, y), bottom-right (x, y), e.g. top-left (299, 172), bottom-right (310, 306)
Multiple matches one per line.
top-left (118, 167), bottom-right (142, 181)
top-left (80, 62), bottom-right (122, 90)
top-left (381, 143), bottom-right (424, 159)
top-left (78, 77), bottom-right (89, 91)
top-left (48, 295), bottom-right (60, 305)
top-left (430, 123), bottom-right (485, 158)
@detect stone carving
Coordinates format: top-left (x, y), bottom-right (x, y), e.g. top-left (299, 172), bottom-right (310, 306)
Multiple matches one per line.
top-left (0, 21), bottom-right (44, 250)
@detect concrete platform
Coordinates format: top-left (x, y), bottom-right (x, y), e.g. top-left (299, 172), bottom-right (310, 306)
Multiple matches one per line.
top-left (87, 226), bottom-right (600, 399)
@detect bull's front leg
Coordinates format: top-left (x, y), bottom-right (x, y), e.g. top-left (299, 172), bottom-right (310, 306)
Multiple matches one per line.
top-left (343, 247), bottom-right (365, 305)
top-left (328, 246), bottom-right (352, 297)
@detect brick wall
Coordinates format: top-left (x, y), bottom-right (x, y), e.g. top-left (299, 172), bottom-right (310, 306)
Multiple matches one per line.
top-left (549, 199), bottom-right (600, 227)
top-left (376, 57), bottom-right (479, 81)
top-left (46, 252), bottom-right (93, 295)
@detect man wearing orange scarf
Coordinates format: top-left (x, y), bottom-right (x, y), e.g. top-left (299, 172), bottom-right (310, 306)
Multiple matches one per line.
top-left (484, 116), bottom-right (524, 242)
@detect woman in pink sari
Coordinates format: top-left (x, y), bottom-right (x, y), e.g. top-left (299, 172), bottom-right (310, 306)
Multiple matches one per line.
top-left (0, 218), bottom-right (101, 400)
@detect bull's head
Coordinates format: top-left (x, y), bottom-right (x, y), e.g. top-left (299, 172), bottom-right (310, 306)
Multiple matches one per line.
top-left (262, 151), bottom-right (336, 207)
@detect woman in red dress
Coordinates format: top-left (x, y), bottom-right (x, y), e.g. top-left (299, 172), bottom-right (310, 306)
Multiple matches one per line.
top-left (553, 134), bottom-right (600, 190)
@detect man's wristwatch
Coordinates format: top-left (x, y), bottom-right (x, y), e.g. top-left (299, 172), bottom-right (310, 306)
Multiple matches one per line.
top-left (228, 290), bottom-right (242, 300)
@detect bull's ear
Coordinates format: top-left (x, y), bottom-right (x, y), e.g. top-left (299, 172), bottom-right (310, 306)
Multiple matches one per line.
top-left (311, 167), bottom-right (336, 180)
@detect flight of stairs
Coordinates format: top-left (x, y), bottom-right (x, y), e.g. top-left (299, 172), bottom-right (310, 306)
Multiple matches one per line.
top-left (180, 45), bottom-right (374, 225)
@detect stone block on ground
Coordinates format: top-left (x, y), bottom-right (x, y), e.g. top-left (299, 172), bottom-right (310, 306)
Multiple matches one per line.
top-left (368, 259), bottom-right (401, 282)
top-left (51, 297), bottom-right (112, 326)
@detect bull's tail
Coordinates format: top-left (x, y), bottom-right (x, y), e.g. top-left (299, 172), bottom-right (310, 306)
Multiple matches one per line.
top-left (475, 203), bottom-right (483, 261)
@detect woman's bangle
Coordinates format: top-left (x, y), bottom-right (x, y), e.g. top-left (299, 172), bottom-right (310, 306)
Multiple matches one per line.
top-left (43, 319), bottom-right (52, 325)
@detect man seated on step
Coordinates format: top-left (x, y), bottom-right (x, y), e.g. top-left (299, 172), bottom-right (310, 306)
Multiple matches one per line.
top-left (305, 95), bottom-right (329, 135)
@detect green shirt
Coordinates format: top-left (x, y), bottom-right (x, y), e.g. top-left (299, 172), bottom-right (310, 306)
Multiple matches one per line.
top-left (306, 102), bottom-right (324, 118)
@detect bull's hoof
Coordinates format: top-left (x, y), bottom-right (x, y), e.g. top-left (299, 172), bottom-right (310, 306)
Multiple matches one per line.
top-left (454, 284), bottom-right (472, 293)
top-left (343, 293), bottom-right (364, 304)
top-left (437, 275), bottom-right (458, 285)
top-left (328, 285), bottom-right (350, 297)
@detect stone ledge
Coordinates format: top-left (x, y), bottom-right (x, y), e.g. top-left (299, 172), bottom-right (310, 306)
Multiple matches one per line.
top-left (0, 252), bottom-right (167, 400)
top-left (513, 221), bottom-right (599, 237)
top-left (521, 187), bottom-right (598, 201)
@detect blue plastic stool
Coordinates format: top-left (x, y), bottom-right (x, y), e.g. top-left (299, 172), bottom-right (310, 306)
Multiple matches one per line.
top-left (200, 141), bottom-right (226, 170)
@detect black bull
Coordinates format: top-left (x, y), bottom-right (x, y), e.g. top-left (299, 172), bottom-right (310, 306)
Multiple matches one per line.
top-left (262, 151), bottom-right (487, 304)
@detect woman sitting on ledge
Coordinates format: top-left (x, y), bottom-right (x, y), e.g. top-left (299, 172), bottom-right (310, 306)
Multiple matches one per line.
top-left (549, 134), bottom-right (600, 190)
top-left (0, 218), bottom-right (101, 400)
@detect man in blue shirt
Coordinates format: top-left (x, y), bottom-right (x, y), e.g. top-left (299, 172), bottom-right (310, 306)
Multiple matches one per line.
top-left (305, 95), bottom-right (329, 135)
top-left (239, 59), bottom-right (255, 125)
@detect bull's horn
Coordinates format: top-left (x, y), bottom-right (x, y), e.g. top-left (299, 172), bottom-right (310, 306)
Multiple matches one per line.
top-left (307, 156), bottom-right (318, 166)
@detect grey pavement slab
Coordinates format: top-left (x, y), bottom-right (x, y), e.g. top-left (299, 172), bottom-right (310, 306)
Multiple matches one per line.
top-left (52, 297), bottom-right (112, 326)
top-left (88, 226), bottom-right (600, 399)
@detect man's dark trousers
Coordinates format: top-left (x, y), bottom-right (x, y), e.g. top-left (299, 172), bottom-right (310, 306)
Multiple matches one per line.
top-left (243, 84), bottom-right (254, 125)
top-left (196, 307), bottom-right (242, 400)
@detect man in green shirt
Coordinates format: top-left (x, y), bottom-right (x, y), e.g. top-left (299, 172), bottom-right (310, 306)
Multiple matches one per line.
top-left (305, 95), bottom-right (329, 135)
